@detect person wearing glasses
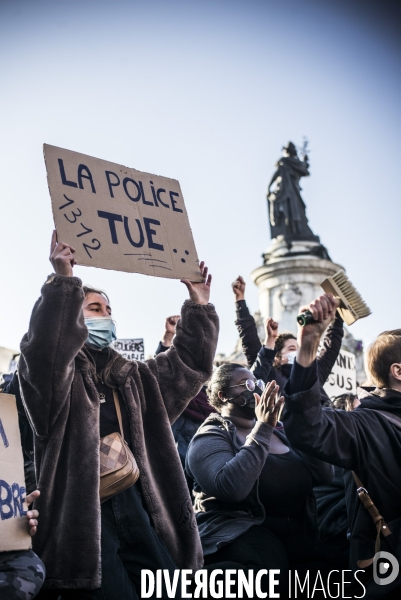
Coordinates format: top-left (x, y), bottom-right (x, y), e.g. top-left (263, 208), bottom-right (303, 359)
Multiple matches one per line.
top-left (186, 363), bottom-right (342, 596)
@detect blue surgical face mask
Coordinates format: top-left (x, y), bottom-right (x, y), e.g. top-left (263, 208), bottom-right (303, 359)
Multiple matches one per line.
top-left (84, 317), bottom-right (117, 349)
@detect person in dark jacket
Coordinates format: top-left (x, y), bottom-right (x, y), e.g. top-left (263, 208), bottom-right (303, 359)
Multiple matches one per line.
top-left (232, 275), bottom-right (344, 399)
top-left (186, 362), bottom-right (342, 597)
top-left (154, 316), bottom-right (216, 471)
top-left (18, 232), bottom-right (219, 599)
top-left (283, 293), bottom-right (401, 597)
top-left (314, 393), bottom-right (359, 553)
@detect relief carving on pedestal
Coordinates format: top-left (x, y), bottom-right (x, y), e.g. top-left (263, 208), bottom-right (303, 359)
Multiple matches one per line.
top-left (278, 282), bottom-right (302, 312)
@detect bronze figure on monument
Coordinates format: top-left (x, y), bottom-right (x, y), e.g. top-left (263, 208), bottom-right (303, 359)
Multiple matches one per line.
top-left (267, 141), bottom-right (319, 242)
top-left (220, 138), bottom-right (365, 385)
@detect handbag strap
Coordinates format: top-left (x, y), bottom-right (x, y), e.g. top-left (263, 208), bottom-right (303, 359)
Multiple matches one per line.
top-left (351, 407), bottom-right (401, 553)
top-left (352, 471), bottom-right (391, 554)
top-left (112, 389), bottom-right (125, 442)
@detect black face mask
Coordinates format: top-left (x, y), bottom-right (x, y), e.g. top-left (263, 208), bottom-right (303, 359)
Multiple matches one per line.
top-left (281, 364), bottom-right (292, 379)
top-left (227, 386), bottom-right (263, 419)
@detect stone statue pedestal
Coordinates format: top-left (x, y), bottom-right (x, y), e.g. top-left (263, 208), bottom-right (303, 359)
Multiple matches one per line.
top-left (217, 141), bottom-right (365, 383)
top-left (251, 237), bottom-right (343, 333)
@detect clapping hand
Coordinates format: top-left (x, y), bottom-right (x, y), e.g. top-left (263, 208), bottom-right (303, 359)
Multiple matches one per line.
top-left (254, 380), bottom-right (284, 428)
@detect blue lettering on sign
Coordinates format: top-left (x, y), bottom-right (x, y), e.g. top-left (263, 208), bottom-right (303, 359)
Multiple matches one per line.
top-left (0, 481), bottom-right (27, 520)
top-left (98, 211), bottom-right (122, 244)
top-left (139, 181), bottom-right (153, 206)
top-left (156, 188), bottom-right (169, 208)
top-left (105, 171), bottom-right (120, 198)
top-left (143, 218), bottom-right (164, 251)
top-left (58, 159), bottom-right (77, 188)
top-left (103, 171), bottom-right (182, 214)
top-left (0, 419), bottom-right (9, 448)
top-left (97, 211), bottom-right (164, 251)
top-left (170, 191), bottom-right (183, 213)
top-left (57, 159), bottom-right (96, 194)
top-left (124, 217), bottom-right (144, 248)
top-left (77, 164), bottom-right (96, 193)
top-left (12, 483), bottom-right (24, 517)
top-left (123, 178), bottom-right (141, 202)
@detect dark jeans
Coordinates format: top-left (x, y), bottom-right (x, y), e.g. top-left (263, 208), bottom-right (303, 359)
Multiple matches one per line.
top-left (205, 520), bottom-right (347, 599)
top-left (264, 515), bottom-right (348, 569)
top-left (172, 415), bottom-right (201, 492)
top-left (171, 415), bottom-right (200, 467)
top-left (37, 483), bottom-right (179, 600)
top-left (204, 525), bottom-right (289, 597)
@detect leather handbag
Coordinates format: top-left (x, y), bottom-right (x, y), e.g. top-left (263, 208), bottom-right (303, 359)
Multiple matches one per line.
top-left (99, 390), bottom-right (140, 503)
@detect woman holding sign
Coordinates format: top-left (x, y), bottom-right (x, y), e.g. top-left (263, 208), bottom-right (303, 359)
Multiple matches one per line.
top-left (18, 232), bottom-right (219, 599)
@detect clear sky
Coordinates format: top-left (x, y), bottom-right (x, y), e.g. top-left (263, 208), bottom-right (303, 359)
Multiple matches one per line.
top-left (0, 0), bottom-right (400, 358)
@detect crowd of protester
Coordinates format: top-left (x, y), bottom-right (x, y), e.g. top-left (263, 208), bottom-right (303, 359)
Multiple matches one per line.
top-left (1, 232), bottom-right (401, 599)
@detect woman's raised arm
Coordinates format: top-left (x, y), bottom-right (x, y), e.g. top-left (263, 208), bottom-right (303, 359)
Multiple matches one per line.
top-left (19, 232), bottom-right (88, 438)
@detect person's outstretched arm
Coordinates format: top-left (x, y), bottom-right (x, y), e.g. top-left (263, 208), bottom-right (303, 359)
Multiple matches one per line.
top-left (154, 315), bottom-right (180, 356)
top-left (282, 294), bottom-right (362, 471)
top-left (149, 262), bottom-right (219, 423)
top-left (316, 313), bottom-right (344, 385)
top-left (19, 231), bottom-right (87, 438)
top-left (232, 275), bottom-right (261, 367)
top-left (251, 318), bottom-right (279, 381)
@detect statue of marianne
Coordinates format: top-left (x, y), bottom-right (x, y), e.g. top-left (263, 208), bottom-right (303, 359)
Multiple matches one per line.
top-left (267, 141), bottom-right (317, 241)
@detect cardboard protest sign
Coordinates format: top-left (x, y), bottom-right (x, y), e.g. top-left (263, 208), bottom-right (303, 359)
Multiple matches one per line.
top-left (323, 349), bottom-right (357, 399)
top-left (0, 393), bottom-right (31, 551)
top-left (113, 338), bottom-right (145, 362)
top-left (44, 144), bottom-right (202, 281)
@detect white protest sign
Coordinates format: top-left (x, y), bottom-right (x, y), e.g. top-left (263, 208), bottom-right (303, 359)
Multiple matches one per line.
top-left (113, 339), bottom-right (145, 362)
top-left (44, 144), bottom-right (202, 281)
top-left (0, 393), bottom-right (31, 551)
top-left (323, 348), bottom-right (357, 399)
